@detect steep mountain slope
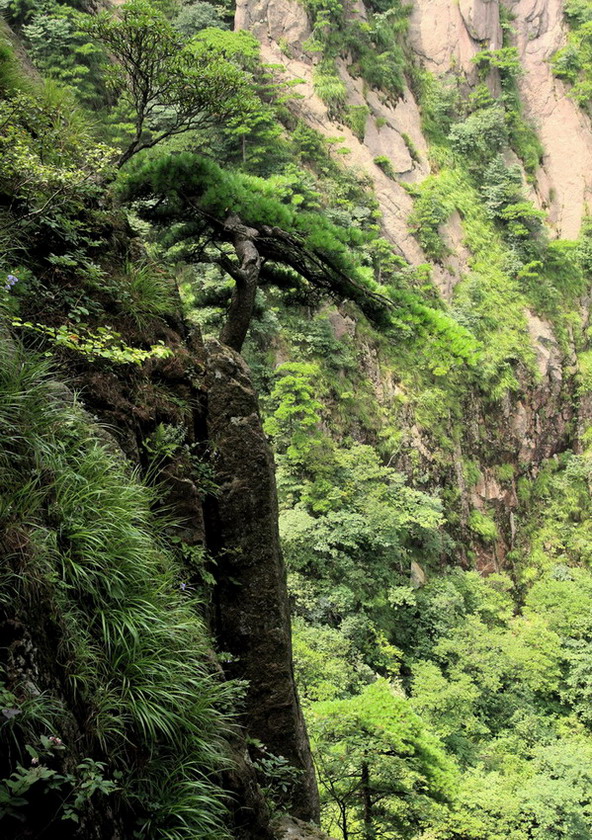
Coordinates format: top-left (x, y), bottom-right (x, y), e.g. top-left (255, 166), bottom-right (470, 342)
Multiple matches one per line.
top-left (509, 0), bottom-right (592, 235)
top-left (240, 0), bottom-right (592, 242)
top-left (5, 1), bottom-right (592, 839)
top-left (234, 0), bottom-right (592, 571)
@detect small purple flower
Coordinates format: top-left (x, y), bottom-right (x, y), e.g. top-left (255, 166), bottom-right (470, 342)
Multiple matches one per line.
top-left (180, 582), bottom-right (187, 591)
top-left (4, 274), bottom-right (18, 292)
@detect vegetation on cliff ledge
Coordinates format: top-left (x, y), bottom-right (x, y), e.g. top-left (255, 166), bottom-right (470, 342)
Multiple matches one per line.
top-left (4, 0), bottom-right (592, 839)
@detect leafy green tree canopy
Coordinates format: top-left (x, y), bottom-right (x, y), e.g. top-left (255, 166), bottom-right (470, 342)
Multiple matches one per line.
top-left (310, 678), bottom-right (456, 840)
top-left (83, 1), bottom-right (257, 166)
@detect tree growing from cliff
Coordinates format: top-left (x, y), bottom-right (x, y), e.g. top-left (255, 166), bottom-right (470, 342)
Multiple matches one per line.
top-left (120, 152), bottom-right (478, 357)
top-left (84, 1), bottom-right (256, 166)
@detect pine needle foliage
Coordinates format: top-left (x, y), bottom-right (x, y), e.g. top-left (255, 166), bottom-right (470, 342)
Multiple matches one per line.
top-left (0, 340), bottom-right (230, 839)
top-left (120, 152), bottom-right (478, 365)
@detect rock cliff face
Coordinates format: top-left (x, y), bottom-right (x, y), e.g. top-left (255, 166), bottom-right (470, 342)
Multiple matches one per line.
top-left (235, 0), bottom-right (592, 567)
top-left (410, 0), bottom-right (502, 75)
top-left (237, 0), bottom-right (592, 242)
top-left (508, 0), bottom-right (592, 237)
top-left (203, 339), bottom-right (320, 823)
top-left (410, 0), bottom-right (592, 238)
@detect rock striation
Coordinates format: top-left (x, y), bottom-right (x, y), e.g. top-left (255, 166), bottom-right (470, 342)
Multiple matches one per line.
top-left (507, 0), bottom-right (592, 238)
top-left (409, 0), bottom-right (502, 76)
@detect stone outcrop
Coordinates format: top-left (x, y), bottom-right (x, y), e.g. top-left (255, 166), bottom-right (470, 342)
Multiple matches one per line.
top-left (407, 0), bottom-right (592, 238)
top-left (203, 339), bottom-right (320, 824)
top-left (276, 816), bottom-right (338, 840)
top-left (506, 0), bottom-right (592, 238)
top-left (237, 0), bottom-right (592, 247)
top-left (510, 311), bottom-right (569, 464)
top-left (235, 0), bottom-right (310, 48)
top-left (68, 322), bottom-right (312, 839)
top-left (234, 0), bottom-right (591, 568)
top-left (409, 0), bottom-right (502, 76)
top-left (460, 0), bottom-right (503, 43)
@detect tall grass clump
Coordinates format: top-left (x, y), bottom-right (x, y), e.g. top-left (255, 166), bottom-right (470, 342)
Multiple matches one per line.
top-left (118, 259), bottom-right (177, 327)
top-left (312, 60), bottom-right (347, 115)
top-left (0, 23), bottom-right (28, 95)
top-left (0, 339), bottom-right (231, 839)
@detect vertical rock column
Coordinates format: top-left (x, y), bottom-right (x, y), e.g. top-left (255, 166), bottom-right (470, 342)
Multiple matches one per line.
top-left (203, 338), bottom-right (320, 824)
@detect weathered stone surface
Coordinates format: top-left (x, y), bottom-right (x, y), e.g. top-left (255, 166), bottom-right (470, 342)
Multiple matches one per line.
top-left (203, 339), bottom-right (320, 823)
top-left (439, 210), bottom-right (472, 296)
top-left (503, 310), bottom-right (569, 463)
top-left (325, 307), bottom-right (356, 340)
top-left (410, 560), bottom-right (427, 587)
top-left (505, 0), bottom-right (592, 238)
top-left (459, 0), bottom-right (502, 43)
top-left (472, 472), bottom-right (504, 504)
top-left (235, 0), bottom-right (310, 50)
top-left (409, 0), bottom-right (502, 75)
top-left (525, 310), bottom-right (563, 384)
top-left (363, 118), bottom-right (415, 174)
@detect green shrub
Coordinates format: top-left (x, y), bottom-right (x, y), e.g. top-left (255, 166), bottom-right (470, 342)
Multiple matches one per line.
top-left (551, 2), bottom-right (592, 113)
top-left (472, 46), bottom-right (522, 85)
top-left (173, 1), bottom-right (227, 35)
top-left (463, 459), bottom-right (482, 487)
top-left (374, 155), bottom-right (396, 179)
top-left (312, 60), bottom-right (347, 115)
top-left (565, 0), bottom-right (592, 24)
top-left (117, 260), bottom-right (177, 326)
top-left (449, 106), bottom-right (508, 167)
top-left (552, 44), bottom-right (583, 82)
top-left (0, 24), bottom-right (27, 94)
top-left (578, 348), bottom-right (592, 394)
top-left (507, 110), bottom-right (544, 175)
top-left (468, 509), bottom-right (499, 543)
top-left (494, 463), bottom-right (515, 483)
top-left (408, 180), bottom-right (453, 261)
top-left (481, 155), bottom-right (545, 254)
top-left (414, 68), bottom-right (460, 147)
top-left (21, 2), bottom-right (108, 108)
top-left (343, 104), bottom-right (369, 140)
top-left (401, 131), bottom-right (421, 163)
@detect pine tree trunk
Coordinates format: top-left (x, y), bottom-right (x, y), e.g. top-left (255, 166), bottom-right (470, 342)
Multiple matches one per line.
top-left (219, 214), bottom-right (262, 352)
